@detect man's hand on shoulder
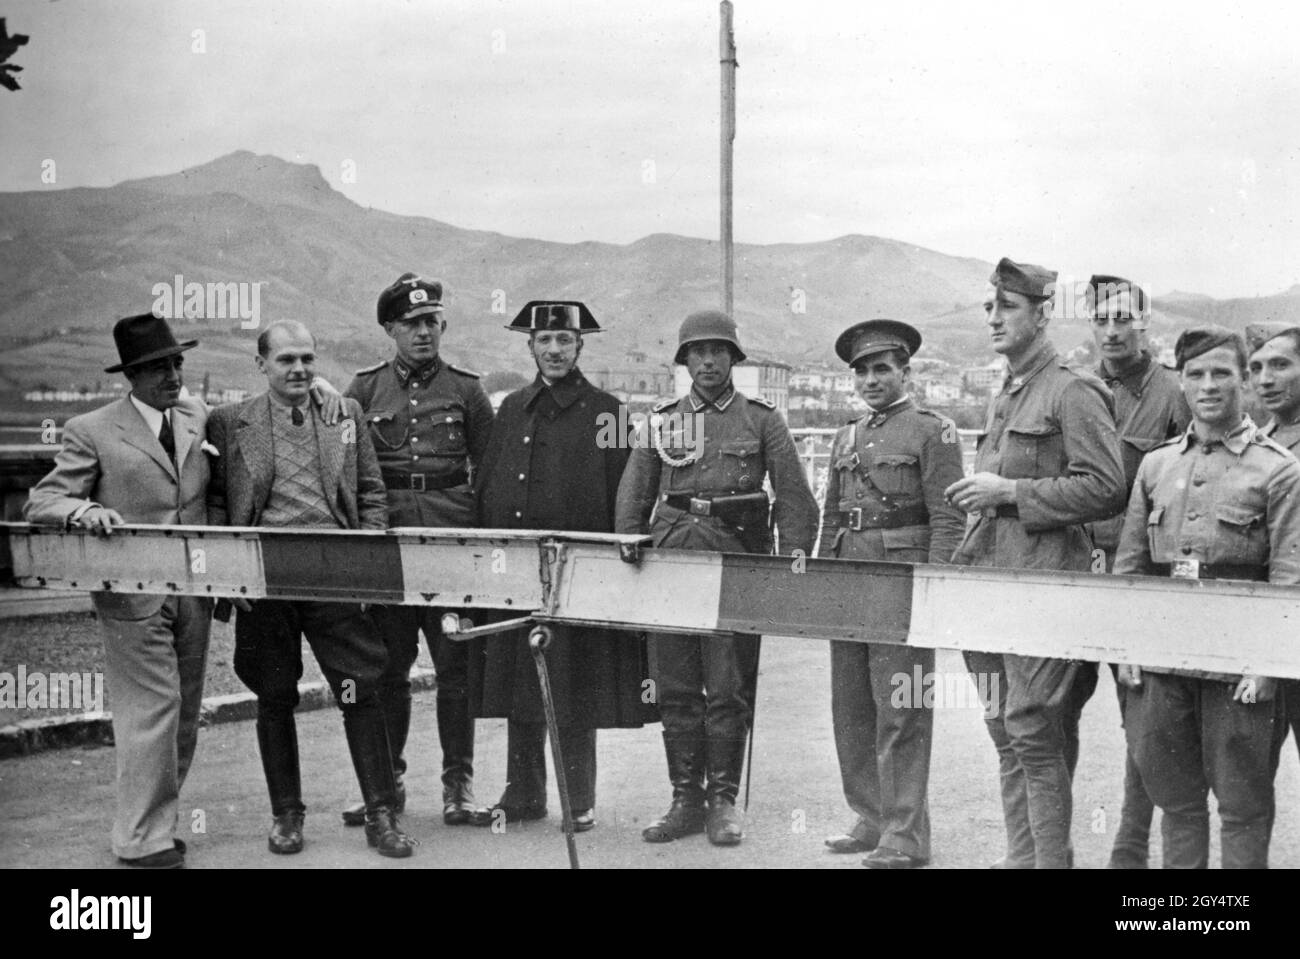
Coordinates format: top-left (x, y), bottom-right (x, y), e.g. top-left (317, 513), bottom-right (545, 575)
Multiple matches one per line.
top-left (310, 376), bottom-right (343, 425)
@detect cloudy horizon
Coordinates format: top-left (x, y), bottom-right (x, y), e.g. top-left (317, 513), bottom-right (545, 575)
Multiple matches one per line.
top-left (3, 0), bottom-right (1298, 300)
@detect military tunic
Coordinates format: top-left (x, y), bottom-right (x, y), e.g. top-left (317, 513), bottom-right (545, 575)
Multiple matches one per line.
top-left (1262, 418), bottom-right (1300, 771)
top-left (1087, 352), bottom-right (1191, 555)
top-left (615, 382), bottom-right (819, 766)
top-left (343, 354), bottom-right (495, 790)
top-left (1114, 417), bottom-right (1300, 868)
top-left (954, 336), bottom-right (1127, 869)
top-left (817, 396), bottom-right (965, 860)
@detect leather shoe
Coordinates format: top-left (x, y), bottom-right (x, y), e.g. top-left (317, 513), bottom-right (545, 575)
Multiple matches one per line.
top-left (862, 847), bottom-right (927, 869)
top-left (364, 807), bottom-right (416, 858)
top-left (642, 798), bottom-right (706, 843)
top-left (119, 848), bottom-right (183, 869)
top-left (569, 809), bottom-right (596, 833)
top-left (174, 839), bottom-right (187, 855)
top-left (705, 799), bottom-right (744, 846)
top-left (342, 780), bottom-right (405, 827)
top-left (268, 811), bottom-right (305, 855)
top-left (472, 800), bottom-right (547, 827)
top-left (824, 834), bottom-right (876, 854)
top-left (443, 783), bottom-right (486, 826)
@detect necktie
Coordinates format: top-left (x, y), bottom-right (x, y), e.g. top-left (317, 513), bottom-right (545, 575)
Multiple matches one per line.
top-left (291, 406), bottom-right (304, 426)
top-left (158, 412), bottom-right (176, 462)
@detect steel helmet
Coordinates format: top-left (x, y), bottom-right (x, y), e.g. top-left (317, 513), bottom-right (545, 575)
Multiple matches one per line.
top-left (674, 310), bottom-right (746, 365)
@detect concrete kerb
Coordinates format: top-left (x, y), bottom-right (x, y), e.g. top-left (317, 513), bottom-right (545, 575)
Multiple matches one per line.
top-left (0, 667), bottom-right (438, 761)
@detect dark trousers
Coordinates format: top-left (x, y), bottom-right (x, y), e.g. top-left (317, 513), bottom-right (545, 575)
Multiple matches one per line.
top-left (830, 640), bottom-right (933, 860)
top-left (1126, 671), bottom-right (1282, 869)
top-left (964, 650), bottom-right (1078, 869)
top-left (501, 720), bottom-right (597, 810)
top-left (647, 631), bottom-right (758, 742)
top-left (1109, 665), bottom-right (1156, 867)
top-left (373, 603), bottom-right (472, 784)
top-left (235, 599), bottom-right (390, 814)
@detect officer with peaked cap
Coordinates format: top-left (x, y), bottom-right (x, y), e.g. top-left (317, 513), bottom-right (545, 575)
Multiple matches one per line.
top-left (468, 300), bottom-right (657, 831)
top-left (1083, 274), bottom-right (1190, 869)
top-left (1114, 326), bottom-right (1300, 868)
top-left (945, 257), bottom-right (1126, 868)
top-left (616, 310), bottom-right (819, 846)
top-left (819, 319), bottom-right (965, 868)
top-left (341, 273), bottom-right (495, 826)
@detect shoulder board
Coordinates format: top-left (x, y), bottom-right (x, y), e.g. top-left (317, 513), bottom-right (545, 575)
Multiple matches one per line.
top-left (651, 397), bottom-right (678, 413)
top-left (746, 395), bottom-right (776, 409)
top-left (445, 363), bottom-right (480, 379)
top-left (353, 360), bottom-right (388, 376)
top-left (915, 406), bottom-right (956, 429)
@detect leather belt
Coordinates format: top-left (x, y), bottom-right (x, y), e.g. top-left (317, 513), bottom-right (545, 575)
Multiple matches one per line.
top-left (662, 491), bottom-right (769, 522)
top-left (835, 504), bottom-right (930, 531)
top-left (1150, 562), bottom-right (1268, 582)
top-left (382, 468), bottom-right (468, 492)
top-left (994, 505), bottom-right (1019, 519)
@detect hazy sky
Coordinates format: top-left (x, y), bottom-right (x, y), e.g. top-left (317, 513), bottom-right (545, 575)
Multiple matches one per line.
top-left (3, 0), bottom-right (1298, 298)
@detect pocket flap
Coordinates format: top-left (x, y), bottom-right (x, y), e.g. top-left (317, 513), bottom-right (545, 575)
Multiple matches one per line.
top-left (1007, 422), bottom-right (1060, 438)
top-left (1147, 506), bottom-right (1165, 527)
top-left (1215, 504), bottom-right (1264, 528)
top-left (430, 408), bottom-right (465, 426)
top-left (874, 454), bottom-right (918, 467)
top-left (1122, 434), bottom-right (1167, 454)
top-left (370, 412), bottom-right (396, 423)
top-left (721, 440), bottom-right (761, 457)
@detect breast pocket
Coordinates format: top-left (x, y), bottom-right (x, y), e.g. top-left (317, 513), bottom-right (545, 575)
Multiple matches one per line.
top-left (367, 410), bottom-right (409, 451)
top-left (427, 408), bottom-right (468, 457)
top-left (1003, 422), bottom-right (1063, 479)
top-left (869, 453), bottom-right (920, 496)
top-left (718, 439), bottom-right (762, 491)
top-left (1213, 503), bottom-right (1268, 566)
top-left (1146, 505), bottom-right (1168, 558)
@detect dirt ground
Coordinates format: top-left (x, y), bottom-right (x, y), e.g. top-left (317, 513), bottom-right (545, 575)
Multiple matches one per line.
top-left (1, 640), bottom-right (1297, 871)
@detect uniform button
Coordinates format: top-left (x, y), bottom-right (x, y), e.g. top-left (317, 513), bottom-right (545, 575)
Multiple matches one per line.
top-left (411, 418), bottom-right (417, 424)
top-left (1193, 476), bottom-right (1205, 486)
top-left (515, 511), bottom-right (522, 519)
top-left (446, 416), bottom-right (453, 422)
top-left (1181, 546), bottom-right (1192, 554)
top-left (523, 437), bottom-right (531, 444)
top-left (410, 399), bottom-right (417, 406)
top-left (413, 455), bottom-right (420, 461)
top-left (1187, 512), bottom-right (1198, 521)
top-left (518, 473), bottom-right (526, 481)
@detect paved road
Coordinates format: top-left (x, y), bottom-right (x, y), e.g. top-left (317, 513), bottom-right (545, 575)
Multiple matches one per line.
top-left (1, 642), bottom-right (1297, 869)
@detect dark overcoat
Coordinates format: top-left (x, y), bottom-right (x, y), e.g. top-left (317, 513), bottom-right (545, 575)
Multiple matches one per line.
top-left (468, 368), bottom-right (659, 728)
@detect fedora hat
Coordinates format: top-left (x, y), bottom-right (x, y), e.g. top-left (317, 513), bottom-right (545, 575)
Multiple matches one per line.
top-left (104, 313), bottom-right (198, 373)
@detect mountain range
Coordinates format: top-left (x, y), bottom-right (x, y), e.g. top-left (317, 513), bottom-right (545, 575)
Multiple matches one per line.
top-left (3, 150), bottom-right (1299, 394)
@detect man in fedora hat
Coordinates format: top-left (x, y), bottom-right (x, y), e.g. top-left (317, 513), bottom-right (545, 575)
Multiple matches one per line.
top-left (468, 301), bottom-right (657, 831)
top-left (819, 319), bottom-right (966, 869)
top-left (24, 313), bottom-right (216, 868)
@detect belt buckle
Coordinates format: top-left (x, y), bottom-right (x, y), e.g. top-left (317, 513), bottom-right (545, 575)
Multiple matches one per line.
top-left (1170, 558), bottom-right (1200, 580)
top-left (689, 496), bottom-right (712, 517)
top-left (411, 473), bottom-right (426, 492)
top-left (848, 507), bottom-right (864, 532)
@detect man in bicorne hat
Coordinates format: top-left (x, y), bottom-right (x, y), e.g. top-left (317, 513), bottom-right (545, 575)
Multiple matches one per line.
top-left (468, 301), bottom-right (657, 830)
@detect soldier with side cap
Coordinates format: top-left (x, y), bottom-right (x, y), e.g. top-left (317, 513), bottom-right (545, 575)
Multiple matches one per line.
top-left (1115, 326), bottom-right (1300, 869)
top-left (819, 320), bottom-right (965, 869)
top-left (1245, 322), bottom-right (1300, 778)
top-left (615, 310), bottom-right (819, 847)
top-left (945, 258), bottom-right (1126, 868)
top-left (342, 273), bottom-right (494, 826)
top-left (1084, 274), bottom-right (1191, 870)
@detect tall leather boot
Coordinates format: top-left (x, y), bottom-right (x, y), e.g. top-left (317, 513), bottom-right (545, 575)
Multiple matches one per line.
top-left (705, 736), bottom-right (748, 847)
top-left (343, 706), bottom-right (416, 859)
top-left (642, 731), bottom-right (706, 843)
top-left (341, 691), bottom-right (409, 826)
top-left (256, 711), bottom-right (305, 855)
top-left (438, 693), bottom-right (482, 825)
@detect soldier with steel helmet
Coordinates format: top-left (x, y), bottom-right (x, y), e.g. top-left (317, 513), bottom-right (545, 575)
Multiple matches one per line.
top-left (341, 272), bottom-right (495, 826)
top-left (468, 301), bottom-right (657, 831)
top-left (819, 319), bottom-right (965, 869)
top-left (615, 309), bottom-right (819, 846)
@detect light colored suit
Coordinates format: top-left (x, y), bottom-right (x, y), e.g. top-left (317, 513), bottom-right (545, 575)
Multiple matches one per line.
top-left (24, 395), bottom-right (212, 860)
top-left (206, 393), bottom-right (386, 530)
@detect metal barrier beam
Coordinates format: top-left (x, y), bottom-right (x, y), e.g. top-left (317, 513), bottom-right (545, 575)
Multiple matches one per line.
top-left (4, 522), bottom-right (1299, 679)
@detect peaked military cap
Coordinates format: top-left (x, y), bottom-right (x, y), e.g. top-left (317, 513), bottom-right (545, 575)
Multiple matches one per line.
top-left (1174, 325), bottom-right (1246, 371)
top-left (378, 273), bottom-right (444, 327)
top-left (834, 319), bottom-right (922, 367)
top-left (990, 257), bottom-right (1057, 300)
top-left (506, 301), bottom-right (601, 334)
top-left (1088, 274), bottom-right (1149, 324)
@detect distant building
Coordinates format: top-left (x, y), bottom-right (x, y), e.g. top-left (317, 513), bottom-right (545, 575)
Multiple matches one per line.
top-left (586, 349), bottom-right (676, 403)
top-left (673, 355), bottom-right (792, 419)
top-left (962, 360), bottom-right (1005, 394)
top-left (924, 381), bottom-right (963, 404)
top-left (789, 394), bottom-right (830, 412)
